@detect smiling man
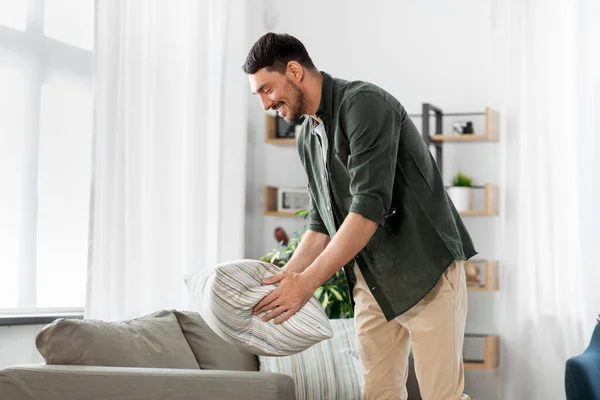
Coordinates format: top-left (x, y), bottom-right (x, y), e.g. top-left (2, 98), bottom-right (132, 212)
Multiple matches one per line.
top-left (243, 32), bottom-right (476, 400)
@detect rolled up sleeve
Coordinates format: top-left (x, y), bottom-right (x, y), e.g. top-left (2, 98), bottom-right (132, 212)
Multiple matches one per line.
top-left (307, 185), bottom-right (329, 235)
top-left (344, 92), bottom-right (400, 226)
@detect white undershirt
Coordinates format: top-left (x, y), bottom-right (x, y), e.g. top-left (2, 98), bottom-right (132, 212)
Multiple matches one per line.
top-left (313, 120), bottom-right (328, 172)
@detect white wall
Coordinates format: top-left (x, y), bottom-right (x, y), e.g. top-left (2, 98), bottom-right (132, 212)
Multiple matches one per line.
top-left (0, 325), bottom-right (45, 369)
top-left (245, 1), bottom-right (502, 398)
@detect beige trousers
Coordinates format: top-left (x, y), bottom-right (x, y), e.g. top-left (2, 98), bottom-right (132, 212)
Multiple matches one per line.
top-left (353, 261), bottom-right (469, 400)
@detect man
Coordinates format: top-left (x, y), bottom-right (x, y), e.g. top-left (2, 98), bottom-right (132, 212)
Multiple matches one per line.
top-left (244, 32), bottom-right (476, 400)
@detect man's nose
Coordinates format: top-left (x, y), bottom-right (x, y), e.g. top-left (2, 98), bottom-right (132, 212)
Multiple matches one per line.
top-left (260, 96), bottom-right (274, 111)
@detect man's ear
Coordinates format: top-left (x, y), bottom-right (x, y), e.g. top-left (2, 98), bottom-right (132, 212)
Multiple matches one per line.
top-left (286, 61), bottom-right (304, 82)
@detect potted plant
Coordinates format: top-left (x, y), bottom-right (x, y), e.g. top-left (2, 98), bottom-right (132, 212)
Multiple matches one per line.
top-left (261, 210), bottom-right (353, 319)
top-left (448, 170), bottom-right (474, 211)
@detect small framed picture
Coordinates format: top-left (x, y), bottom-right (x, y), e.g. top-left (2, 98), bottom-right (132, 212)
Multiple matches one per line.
top-left (277, 188), bottom-right (309, 213)
top-left (276, 115), bottom-right (304, 138)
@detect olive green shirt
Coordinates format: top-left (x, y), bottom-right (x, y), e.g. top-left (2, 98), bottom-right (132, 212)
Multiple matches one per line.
top-left (297, 72), bottom-right (477, 321)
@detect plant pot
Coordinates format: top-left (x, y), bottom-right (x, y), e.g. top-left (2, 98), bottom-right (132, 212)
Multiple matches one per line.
top-left (448, 186), bottom-right (473, 211)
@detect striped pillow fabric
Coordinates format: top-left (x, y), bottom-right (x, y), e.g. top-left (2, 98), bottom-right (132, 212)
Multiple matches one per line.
top-left (184, 259), bottom-right (333, 357)
top-left (259, 318), bottom-right (363, 400)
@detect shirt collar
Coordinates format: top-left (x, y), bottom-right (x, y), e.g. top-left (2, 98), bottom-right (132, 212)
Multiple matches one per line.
top-left (315, 71), bottom-right (334, 122)
top-left (312, 120), bottom-right (326, 137)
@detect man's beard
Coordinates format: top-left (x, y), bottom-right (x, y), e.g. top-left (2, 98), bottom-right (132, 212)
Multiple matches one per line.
top-left (279, 79), bottom-right (305, 123)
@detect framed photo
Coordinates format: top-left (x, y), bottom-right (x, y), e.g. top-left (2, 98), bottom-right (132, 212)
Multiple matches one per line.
top-left (277, 188), bottom-right (309, 213)
top-left (276, 115), bottom-right (305, 138)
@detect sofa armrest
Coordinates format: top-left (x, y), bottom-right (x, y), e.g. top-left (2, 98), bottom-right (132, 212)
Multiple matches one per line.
top-left (0, 364), bottom-right (295, 400)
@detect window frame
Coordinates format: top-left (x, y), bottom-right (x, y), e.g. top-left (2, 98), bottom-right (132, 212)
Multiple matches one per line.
top-left (0, 0), bottom-right (93, 322)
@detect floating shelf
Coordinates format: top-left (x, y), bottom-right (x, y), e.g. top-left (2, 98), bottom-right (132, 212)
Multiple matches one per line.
top-left (429, 107), bottom-right (499, 142)
top-left (265, 114), bottom-right (298, 145)
top-left (466, 260), bottom-right (498, 292)
top-left (265, 138), bottom-right (296, 145)
top-left (429, 134), bottom-right (494, 142)
top-left (458, 184), bottom-right (498, 216)
top-left (265, 211), bottom-right (297, 216)
top-left (464, 335), bottom-right (499, 369)
top-left (263, 186), bottom-right (307, 217)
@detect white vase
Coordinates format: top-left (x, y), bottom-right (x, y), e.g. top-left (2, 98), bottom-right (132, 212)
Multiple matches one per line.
top-left (448, 187), bottom-right (473, 211)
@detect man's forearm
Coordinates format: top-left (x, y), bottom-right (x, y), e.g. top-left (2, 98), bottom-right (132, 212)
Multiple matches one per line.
top-left (282, 229), bottom-right (331, 274)
top-left (302, 212), bottom-right (378, 291)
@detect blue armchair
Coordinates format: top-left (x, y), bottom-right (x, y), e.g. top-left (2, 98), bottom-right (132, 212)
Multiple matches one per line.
top-left (566, 322), bottom-right (600, 400)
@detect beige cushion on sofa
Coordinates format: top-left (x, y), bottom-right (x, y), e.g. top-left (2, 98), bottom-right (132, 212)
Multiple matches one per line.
top-left (185, 259), bottom-right (333, 357)
top-left (173, 310), bottom-right (258, 371)
top-left (36, 310), bottom-right (199, 369)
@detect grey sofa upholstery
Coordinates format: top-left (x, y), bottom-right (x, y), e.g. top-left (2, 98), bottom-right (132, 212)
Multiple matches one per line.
top-left (0, 365), bottom-right (295, 400)
top-left (0, 309), bottom-right (422, 400)
top-left (0, 310), bottom-right (295, 400)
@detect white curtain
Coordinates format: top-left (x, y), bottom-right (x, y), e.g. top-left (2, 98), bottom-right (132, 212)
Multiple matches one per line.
top-left (492, 0), bottom-right (600, 398)
top-left (86, 0), bottom-right (248, 321)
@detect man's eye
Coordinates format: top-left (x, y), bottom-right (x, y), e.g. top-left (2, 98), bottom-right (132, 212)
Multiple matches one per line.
top-left (264, 88), bottom-right (271, 94)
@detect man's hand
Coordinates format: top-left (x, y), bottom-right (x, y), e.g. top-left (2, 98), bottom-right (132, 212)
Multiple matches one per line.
top-left (252, 271), bottom-right (317, 325)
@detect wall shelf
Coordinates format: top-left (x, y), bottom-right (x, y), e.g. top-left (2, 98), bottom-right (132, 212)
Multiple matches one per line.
top-left (429, 134), bottom-right (495, 142)
top-left (429, 107), bottom-right (499, 142)
top-left (263, 186), bottom-right (307, 217)
top-left (265, 138), bottom-right (296, 145)
top-left (458, 183), bottom-right (498, 216)
top-left (421, 104), bottom-right (500, 174)
top-left (464, 335), bottom-right (500, 369)
top-left (264, 114), bottom-right (298, 145)
top-left (265, 210), bottom-right (297, 217)
top-left (420, 104), bottom-right (501, 376)
top-left (466, 260), bottom-right (498, 292)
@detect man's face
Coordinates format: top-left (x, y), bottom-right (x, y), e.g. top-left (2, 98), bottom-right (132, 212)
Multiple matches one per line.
top-left (249, 67), bottom-right (305, 123)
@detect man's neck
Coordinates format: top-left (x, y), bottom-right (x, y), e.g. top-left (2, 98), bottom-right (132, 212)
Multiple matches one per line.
top-left (305, 71), bottom-right (323, 123)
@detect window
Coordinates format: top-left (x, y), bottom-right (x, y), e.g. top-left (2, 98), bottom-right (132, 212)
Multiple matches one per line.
top-left (0, 0), bottom-right (27, 31)
top-left (0, 0), bottom-right (93, 315)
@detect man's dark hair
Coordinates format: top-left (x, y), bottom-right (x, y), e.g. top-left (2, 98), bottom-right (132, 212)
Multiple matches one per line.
top-left (242, 32), bottom-right (316, 75)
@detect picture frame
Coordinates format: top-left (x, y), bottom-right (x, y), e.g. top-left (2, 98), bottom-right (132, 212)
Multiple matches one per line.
top-left (276, 115), bottom-right (305, 138)
top-left (277, 187), bottom-right (309, 213)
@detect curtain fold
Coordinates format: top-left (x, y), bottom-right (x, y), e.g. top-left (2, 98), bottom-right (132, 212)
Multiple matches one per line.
top-left (492, 0), bottom-right (600, 398)
top-left (86, 0), bottom-right (248, 321)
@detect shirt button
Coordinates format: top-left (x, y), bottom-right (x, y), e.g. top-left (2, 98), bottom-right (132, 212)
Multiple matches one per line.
top-left (321, 173), bottom-right (325, 179)
top-left (371, 287), bottom-right (376, 291)
top-left (326, 205), bottom-right (331, 211)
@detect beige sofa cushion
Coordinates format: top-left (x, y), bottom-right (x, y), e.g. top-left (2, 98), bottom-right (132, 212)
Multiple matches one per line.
top-left (36, 310), bottom-right (199, 369)
top-left (173, 310), bottom-right (258, 371)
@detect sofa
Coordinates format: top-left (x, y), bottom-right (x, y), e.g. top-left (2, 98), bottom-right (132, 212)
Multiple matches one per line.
top-left (565, 322), bottom-right (600, 400)
top-left (0, 310), bottom-right (422, 400)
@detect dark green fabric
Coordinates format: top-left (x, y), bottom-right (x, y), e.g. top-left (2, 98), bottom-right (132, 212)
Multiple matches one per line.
top-left (297, 72), bottom-right (477, 320)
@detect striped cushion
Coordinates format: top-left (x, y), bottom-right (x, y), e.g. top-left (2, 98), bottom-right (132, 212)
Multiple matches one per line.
top-left (259, 318), bottom-right (363, 400)
top-left (184, 259), bottom-right (333, 356)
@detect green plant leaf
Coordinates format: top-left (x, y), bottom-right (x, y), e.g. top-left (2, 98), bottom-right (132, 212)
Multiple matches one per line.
top-left (294, 209), bottom-right (308, 217)
top-left (314, 286), bottom-right (324, 299)
top-left (321, 292), bottom-right (330, 308)
top-left (452, 170), bottom-right (473, 187)
top-left (329, 287), bottom-right (344, 301)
